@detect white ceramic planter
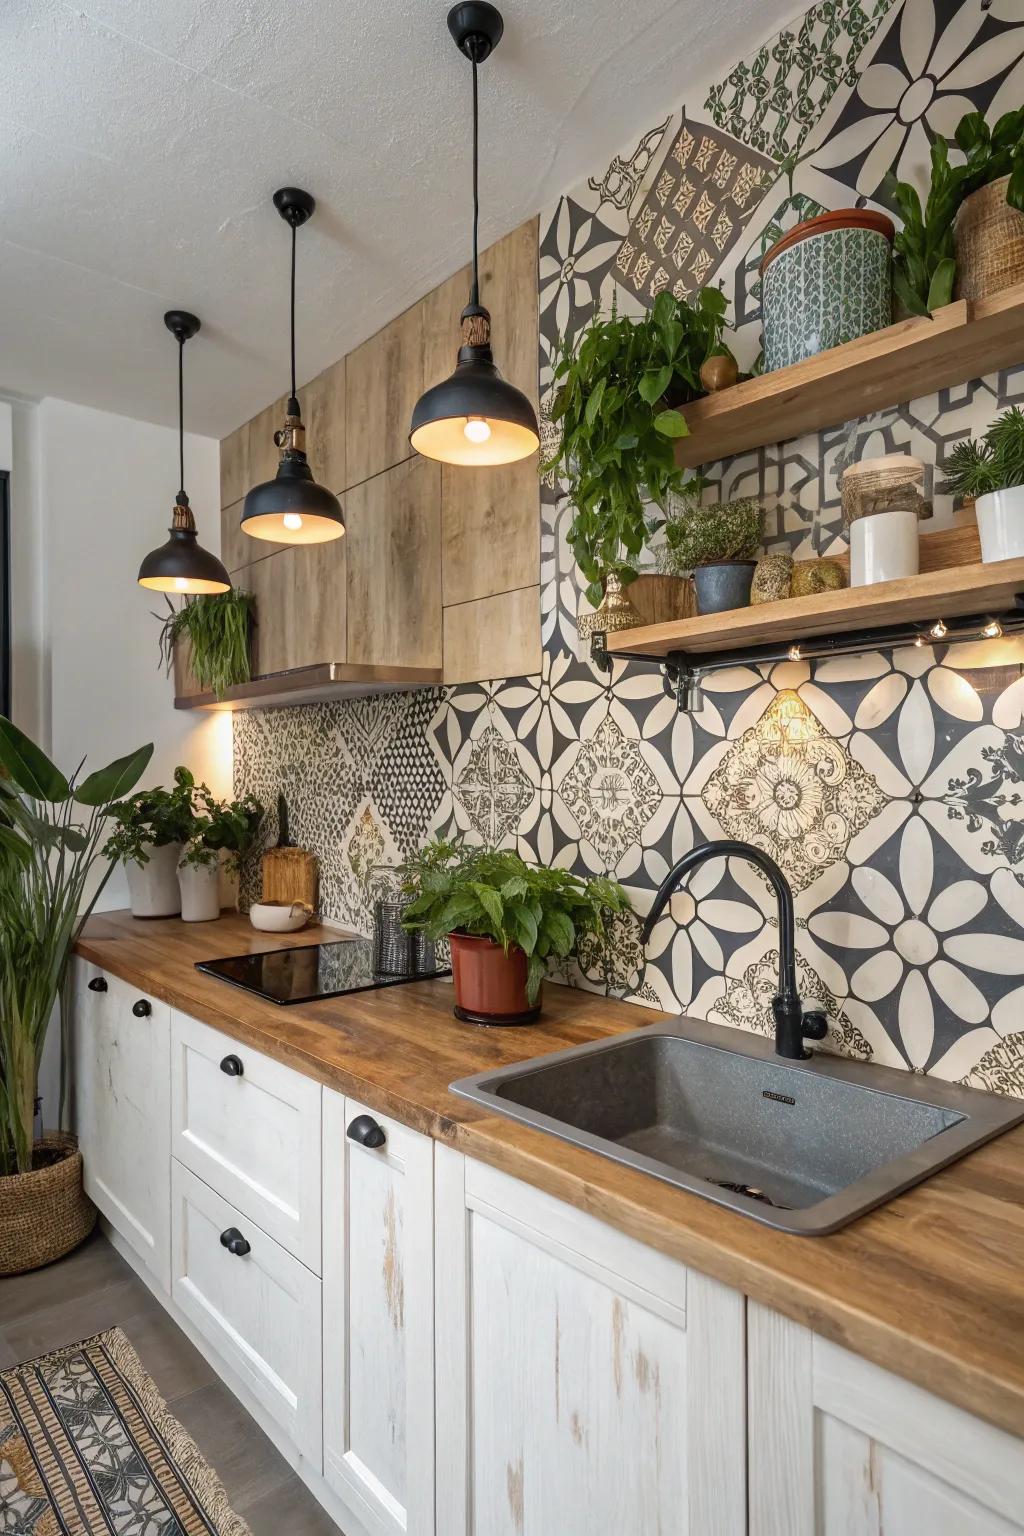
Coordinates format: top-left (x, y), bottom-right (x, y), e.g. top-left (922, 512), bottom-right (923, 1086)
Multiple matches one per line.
top-left (975, 486), bottom-right (1024, 563)
top-left (125, 841), bottom-right (183, 918)
top-left (849, 509), bottom-right (919, 586)
top-left (178, 859), bottom-right (221, 923)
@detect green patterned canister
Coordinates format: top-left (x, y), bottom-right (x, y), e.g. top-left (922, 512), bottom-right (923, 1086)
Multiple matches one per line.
top-left (760, 210), bottom-right (894, 373)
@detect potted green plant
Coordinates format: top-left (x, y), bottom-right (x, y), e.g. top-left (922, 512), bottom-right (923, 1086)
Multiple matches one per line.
top-left (400, 840), bottom-right (629, 1023)
top-left (178, 789), bottom-right (265, 922)
top-left (542, 288), bottom-right (729, 614)
top-left (102, 767), bottom-right (197, 917)
top-left (884, 110), bottom-right (1024, 316)
top-left (0, 717), bottom-right (153, 1274)
top-left (156, 589), bottom-right (256, 701)
top-left (661, 489), bottom-right (761, 613)
top-left (939, 406), bottom-right (1024, 564)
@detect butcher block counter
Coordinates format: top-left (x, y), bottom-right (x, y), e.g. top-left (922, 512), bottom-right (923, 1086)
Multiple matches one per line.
top-left (75, 909), bottom-right (1024, 1441)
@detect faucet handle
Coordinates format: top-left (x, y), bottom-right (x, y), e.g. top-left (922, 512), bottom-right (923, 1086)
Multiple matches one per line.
top-left (801, 1007), bottom-right (828, 1042)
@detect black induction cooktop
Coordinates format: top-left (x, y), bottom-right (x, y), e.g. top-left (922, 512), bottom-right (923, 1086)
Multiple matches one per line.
top-left (196, 938), bottom-right (448, 1006)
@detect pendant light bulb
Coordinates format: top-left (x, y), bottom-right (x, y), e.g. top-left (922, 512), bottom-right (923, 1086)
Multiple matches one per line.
top-left (241, 188), bottom-right (345, 545)
top-left (409, 4), bottom-right (540, 467)
top-left (138, 312), bottom-right (232, 596)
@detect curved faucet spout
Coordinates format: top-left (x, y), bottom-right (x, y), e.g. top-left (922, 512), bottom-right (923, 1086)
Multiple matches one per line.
top-left (641, 839), bottom-right (823, 1059)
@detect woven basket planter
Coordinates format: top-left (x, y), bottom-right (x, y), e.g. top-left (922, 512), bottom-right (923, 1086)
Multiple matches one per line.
top-left (955, 176), bottom-right (1024, 303)
top-left (0, 1134), bottom-right (96, 1276)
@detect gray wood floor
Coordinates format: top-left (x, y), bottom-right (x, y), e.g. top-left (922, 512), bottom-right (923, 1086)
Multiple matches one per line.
top-left (0, 1230), bottom-right (345, 1535)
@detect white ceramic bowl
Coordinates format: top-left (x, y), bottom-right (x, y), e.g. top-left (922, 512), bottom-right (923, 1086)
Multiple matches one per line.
top-left (249, 901), bottom-right (310, 934)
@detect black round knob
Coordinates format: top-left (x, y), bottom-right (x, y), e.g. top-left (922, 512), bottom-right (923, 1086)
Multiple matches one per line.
top-left (219, 1054), bottom-right (244, 1077)
top-left (802, 1008), bottom-right (829, 1041)
top-left (131, 999), bottom-right (152, 1017)
top-left (347, 1114), bottom-right (386, 1149)
top-left (219, 1227), bottom-right (251, 1257)
top-left (87, 977), bottom-right (108, 993)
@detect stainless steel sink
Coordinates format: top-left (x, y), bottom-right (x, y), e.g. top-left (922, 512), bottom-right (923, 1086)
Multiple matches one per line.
top-left (450, 1016), bottom-right (1024, 1234)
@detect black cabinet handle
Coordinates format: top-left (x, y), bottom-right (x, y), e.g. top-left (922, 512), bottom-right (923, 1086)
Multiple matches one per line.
top-left (219, 1227), bottom-right (251, 1257)
top-left (87, 977), bottom-right (108, 993)
top-left (219, 1054), bottom-right (244, 1077)
top-left (131, 999), bottom-right (152, 1018)
top-left (347, 1114), bottom-right (386, 1149)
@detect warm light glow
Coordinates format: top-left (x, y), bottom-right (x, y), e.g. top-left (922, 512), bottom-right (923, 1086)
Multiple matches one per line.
top-left (914, 635), bottom-right (925, 647)
top-left (174, 576), bottom-right (189, 592)
top-left (787, 645), bottom-right (801, 662)
top-left (773, 689), bottom-right (814, 745)
top-left (410, 414), bottom-right (539, 466)
top-left (463, 416), bottom-right (492, 444)
top-left (139, 573), bottom-right (230, 595)
top-left (983, 619), bottom-right (1003, 639)
top-left (930, 620), bottom-right (948, 639)
top-left (283, 512), bottom-right (304, 532)
top-left (242, 512), bottom-right (345, 544)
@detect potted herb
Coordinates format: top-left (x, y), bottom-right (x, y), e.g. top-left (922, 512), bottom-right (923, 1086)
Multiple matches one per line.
top-left (178, 790), bottom-right (265, 922)
top-left (661, 489), bottom-right (761, 613)
top-left (400, 841), bottom-right (629, 1023)
top-left (939, 406), bottom-right (1024, 564)
top-left (157, 589), bottom-right (256, 701)
top-left (102, 767), bottom-right (197, 917)
top-left (542, 288), bottom-right (729, 613)
top-left (885, 110), bottom-right (1024, 316)
top-left (0, 717), bottom-right (153, 1274)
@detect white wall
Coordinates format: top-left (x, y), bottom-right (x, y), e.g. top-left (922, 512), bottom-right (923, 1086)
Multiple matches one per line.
top-left (38, 396), bottom-right (232, 912)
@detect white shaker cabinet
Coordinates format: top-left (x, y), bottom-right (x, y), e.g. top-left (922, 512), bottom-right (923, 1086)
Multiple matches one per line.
top-left (71, 958), bottom-right (171, 1289)
top-left (434, 1148), bottom-right (746, 1536)
top-left (322, 1090), bottom-right (436, 1536)
top-left (748, 1303), bottom-right (1024, 1536)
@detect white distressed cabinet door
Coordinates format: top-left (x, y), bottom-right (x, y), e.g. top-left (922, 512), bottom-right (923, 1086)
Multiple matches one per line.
top-left (322, 1090), bottom-right (435, 1536)
top-left (72, 958), bottom-right (171, 1289)
top-left (748, 1304), bottom-right (1024, 1536)
top-left (435, 1149), bottom-right (745, 1536)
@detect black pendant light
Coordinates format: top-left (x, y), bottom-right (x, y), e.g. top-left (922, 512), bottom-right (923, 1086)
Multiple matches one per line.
top-left (138, 312), bottom-right (231, 595)
top-left (241, 188), bottom-right (344, 544)
top-left (410, 3), bottom-right (540, 467)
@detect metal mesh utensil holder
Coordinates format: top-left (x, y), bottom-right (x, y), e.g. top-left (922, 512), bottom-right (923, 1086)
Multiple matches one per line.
top-left (373, 895), bottom-right (437, 976)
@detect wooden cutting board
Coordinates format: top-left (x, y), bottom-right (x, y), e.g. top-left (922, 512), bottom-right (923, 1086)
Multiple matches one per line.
top-left (262, 794), bottom-right (318, 911)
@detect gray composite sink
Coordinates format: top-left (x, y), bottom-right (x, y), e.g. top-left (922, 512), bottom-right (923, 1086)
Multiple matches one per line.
top-left (450, 1015), bottom-right (1024, 1234)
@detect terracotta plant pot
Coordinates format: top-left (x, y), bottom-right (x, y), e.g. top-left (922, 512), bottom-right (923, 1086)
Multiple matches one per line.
top-left (448, 932), bottom-right (540, 1025)
top-left (0, 1135), bottom-right (96, 1276)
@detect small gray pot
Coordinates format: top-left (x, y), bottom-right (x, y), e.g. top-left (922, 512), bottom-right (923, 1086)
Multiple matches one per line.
top-left (693, 561), bottom-right (757, 614)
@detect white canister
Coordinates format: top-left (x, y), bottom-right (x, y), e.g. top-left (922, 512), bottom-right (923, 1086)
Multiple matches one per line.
top-left (975, 486), bottom-right (1024, 563)
top-left (178, 859), bottom-right (221, 923)
top-left (125, 840), bottom-right (183, 918)
top-left (849, 509), bottom-right (920, 586)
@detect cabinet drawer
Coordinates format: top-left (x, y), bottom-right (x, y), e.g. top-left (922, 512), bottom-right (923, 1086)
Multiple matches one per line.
top-left (170, 1010), bottom-right (322, 1272)
top-left (171, 1160), bottom-right (323, 1468)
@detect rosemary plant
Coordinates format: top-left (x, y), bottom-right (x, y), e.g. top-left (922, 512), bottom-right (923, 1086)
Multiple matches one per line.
top-left (939, 407), bottom-right (1024, 500)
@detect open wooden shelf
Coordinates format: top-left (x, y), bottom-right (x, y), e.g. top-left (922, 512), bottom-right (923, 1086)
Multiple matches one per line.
top-left (675, 283), bottom-right (1024, 467)
top-left (175, 661), bottom-right (443, 711)
top-left (611, 554), bottom-right (1024, 662)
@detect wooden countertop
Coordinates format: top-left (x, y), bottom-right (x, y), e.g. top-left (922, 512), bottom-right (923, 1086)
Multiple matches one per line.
top-left (75, 910), bottom-right (1024, 1440)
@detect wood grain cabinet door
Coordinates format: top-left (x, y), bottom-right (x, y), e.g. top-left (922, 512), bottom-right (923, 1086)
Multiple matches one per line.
top-left (71, 958), bottom-right (171, 1290)
top-left (345, 457), bottom-right (442, 670)
top-left (434, 1150), bottom-right (746, 1536)
top-left (322, 1090), bottom-right (435, 1536)
top-left (748, 1305), bottom-right (1024, 1536)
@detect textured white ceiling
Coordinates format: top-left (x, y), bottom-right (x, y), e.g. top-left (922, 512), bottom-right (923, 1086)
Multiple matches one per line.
top-left (1, 0), bottom-right (798, 437)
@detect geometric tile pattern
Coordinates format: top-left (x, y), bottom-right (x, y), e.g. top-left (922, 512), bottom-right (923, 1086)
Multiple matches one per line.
top-left (235, 0), bottom-right (1024, 1098)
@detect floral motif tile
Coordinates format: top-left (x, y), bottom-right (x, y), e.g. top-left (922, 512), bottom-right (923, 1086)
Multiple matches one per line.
top-left (453, 723), bottom-right (535, 846)
top-left (558, 711), bottom-right (662, 872)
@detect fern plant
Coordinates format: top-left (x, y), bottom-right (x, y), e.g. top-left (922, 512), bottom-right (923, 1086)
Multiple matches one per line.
top-left (939, 407), bottom-right (1024, 500)
top-left (156, 590), bottom-right (255, 700)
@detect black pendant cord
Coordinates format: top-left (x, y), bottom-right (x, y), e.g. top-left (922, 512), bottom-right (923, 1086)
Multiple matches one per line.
top-left (289, 221), bottom-right (298, 408)
top-left (469, 49), bottom-right (480, 307)
top-left (177, 335), bottom-right (186, 502)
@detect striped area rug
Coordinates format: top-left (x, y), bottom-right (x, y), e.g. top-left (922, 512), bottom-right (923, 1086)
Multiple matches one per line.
top-left (0, 1328), bottom-right (251, 1535)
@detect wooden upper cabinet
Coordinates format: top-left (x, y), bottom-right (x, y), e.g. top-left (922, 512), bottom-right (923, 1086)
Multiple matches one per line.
top-left (237, 543), bottom-right (346, 676)
top-left (299, 357), bottom-right (346, 494)
top-left (346, 457), bottom-right (442, 670)
top-left (220, 421), bottom-right (250, 511)
top-left (346, 303), bottom-right (424, 485)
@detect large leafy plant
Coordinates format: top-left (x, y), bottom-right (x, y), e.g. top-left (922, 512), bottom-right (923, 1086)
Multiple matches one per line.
top-left (885, 109), bottom-right (1024, 317)
top-left (157, 589), bottom-right (255, 700)
top-left (543, 288), bottom-right (730, 607)
top-left (102, 766), bottom-right (197, 867)
top-left (938, 406), bottom-right (1024, 500)
top-left (0, 719), bottom-right (153, 1175)
top-left (400, 840), bottom-right (630, 1003)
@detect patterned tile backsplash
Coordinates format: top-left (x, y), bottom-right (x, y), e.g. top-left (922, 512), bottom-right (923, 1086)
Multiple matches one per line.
top-left (236, 0), bottom-right (1024, 1098)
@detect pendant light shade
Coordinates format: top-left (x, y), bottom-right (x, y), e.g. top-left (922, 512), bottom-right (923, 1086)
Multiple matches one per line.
top-left (241, 188), bottom-right (344, 544)
top-left (409, 3), bottom-right (539, 467)
top-left (138, 312), bottom-right (231, 595)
